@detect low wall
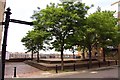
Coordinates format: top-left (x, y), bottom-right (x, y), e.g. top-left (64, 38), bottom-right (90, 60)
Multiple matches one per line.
top-left (24, 60), bottom-right (118, 71)
top-left (24, 60), bottom-right (48, 70)
top-left (6, 58), bottom-right (32, 62)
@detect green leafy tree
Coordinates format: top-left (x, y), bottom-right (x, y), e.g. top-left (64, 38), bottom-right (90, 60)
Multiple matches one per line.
top-left (21, 30), bottom-right (35, 60)
top-left (32, 2), bottom-right (89, 70)
top-left (21, 30), bottom-right (50, 62)
top-left (60, 0), bottom-right (80, 2)
top-left (86, 10), bottom-right (118, 62)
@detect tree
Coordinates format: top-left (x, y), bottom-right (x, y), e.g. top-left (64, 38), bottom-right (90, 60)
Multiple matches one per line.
top-left (21, 30), bottom-right (50, 62)
top-left (86, 10), bottom-right (118, 62)
top-left (80, 25), bottom-right (96, 67)
top-left (60, 0), bottom-right (80, 2)
top-left (32, 2), bottom-right (89, 70)
top-left (21, 30), bottom-right (35, 60)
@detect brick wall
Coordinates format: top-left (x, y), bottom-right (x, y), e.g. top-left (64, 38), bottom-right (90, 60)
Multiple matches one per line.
top-left (0, 0), bottom-right (6, 49)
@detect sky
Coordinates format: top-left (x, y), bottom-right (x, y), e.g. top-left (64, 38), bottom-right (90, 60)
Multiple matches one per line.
top-left (4, 0), bottom-right (118, 53)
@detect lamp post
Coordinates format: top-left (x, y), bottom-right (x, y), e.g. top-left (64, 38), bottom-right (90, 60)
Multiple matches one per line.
top-left (0, 7), bottom-right (33, 80)
top-left (1, 7), bottom-right (11, 80)
top-left (0, 8), bottom-right (33, 80)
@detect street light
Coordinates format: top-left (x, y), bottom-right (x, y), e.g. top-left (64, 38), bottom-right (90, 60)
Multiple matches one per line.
top-left (0, 7), bottom-right (33, 80)
top-left (1, 7), bottom-right (11, 80)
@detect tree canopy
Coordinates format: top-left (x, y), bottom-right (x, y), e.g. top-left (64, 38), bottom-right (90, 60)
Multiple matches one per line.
top-left (83, 10), bottom-right (118, 62)
top-left (31, 2), bottom-right (89, 70)
top-left (21, 29), bottom-right (50, 61)
top-left (21, 2), bottom-right (119, 70)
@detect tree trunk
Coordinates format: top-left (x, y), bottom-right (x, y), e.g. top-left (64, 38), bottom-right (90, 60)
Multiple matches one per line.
top-left (37, 51), bottom-right (39, 62)
top-left (73, 49), bottom-right (75, 59)
top-left (82, 47), bottom-right (85, 59)
top-left (97, 47), bottom-right (100, 60)
top-left (103, 48), bottom-right (106, 62)
top-left (118, 44), bottom-right (120, 65)
top-left (31, 50), bottom-right (33, 60)
top-left (61, 48), bottom-right (64, 71)
top-left (88, 45), bottom-right (92, 68)
top-left (61, 39), bottom-right (64, 71)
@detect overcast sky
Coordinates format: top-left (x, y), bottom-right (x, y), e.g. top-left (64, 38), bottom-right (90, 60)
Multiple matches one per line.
top-left (4, 0), bottom-right (118, 53)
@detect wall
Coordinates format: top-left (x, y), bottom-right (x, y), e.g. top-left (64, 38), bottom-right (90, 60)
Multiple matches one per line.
top-left (0, 0), bottom-right (6, 79)
top-left (0, 0), bottom-right (6, 49)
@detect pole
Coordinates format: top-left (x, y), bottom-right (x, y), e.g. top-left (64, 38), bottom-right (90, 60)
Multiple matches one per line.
top-left (73, 64), bottom-right (76, 71)
top-left (108, 61), bottom-right (110, 66)
top-left (56, 65), bottom-right (58, 73)
top-left (14, 67), bottom-right (16, 77)
top-left (115, 60), bottom-right (117, 65)
top-left (1, 7), bottom-right (11, 80)
top-left (87, 62), bottom-right (89, 69)
top-left (98, 61), bottom-right (101, 68)
top-left (72, 47), bottom-right (75, 59)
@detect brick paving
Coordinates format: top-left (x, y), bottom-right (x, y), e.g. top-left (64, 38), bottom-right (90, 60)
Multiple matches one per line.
top-left (5, 62), bottom-right (47, 78)
top-left (4, 60), bottom-right (119, 79)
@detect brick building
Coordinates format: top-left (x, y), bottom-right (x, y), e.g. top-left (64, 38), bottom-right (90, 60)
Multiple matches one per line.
top-left (0, 0), bottom-right (6, 49)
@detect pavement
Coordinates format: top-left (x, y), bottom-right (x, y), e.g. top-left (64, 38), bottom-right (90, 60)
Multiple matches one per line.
top-left (5, 62), bottom-right (119, 79)
top-left (5, 62), bottom-right (46, 78)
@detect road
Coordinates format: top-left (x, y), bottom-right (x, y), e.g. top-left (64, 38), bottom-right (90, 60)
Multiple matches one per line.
top-left (4, 62), bottom-right (119, 79)
top-left (49, 66), bottom-right (118, 78)
top-left (5, 66), bottom-right (119, 80)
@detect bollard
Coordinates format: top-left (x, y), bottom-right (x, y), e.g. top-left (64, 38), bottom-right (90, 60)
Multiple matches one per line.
top-left (73, 64), bottom-right (76, 71)
top-left (14, 67), bottom-right (16, 77)
top-left (98, 61), bottom-right (101, 68)
top-left (56, 65), bottom-right (58, 73)
top-left (87, 63), bottom-right (89, 69)
top-left (115, 60), bottom-right (117, 65)
top-left (108, 61), bottom-right (110, 66)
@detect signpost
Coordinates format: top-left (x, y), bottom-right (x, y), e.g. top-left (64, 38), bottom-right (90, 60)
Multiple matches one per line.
top-left (0, 7), bottom-right (33, 80)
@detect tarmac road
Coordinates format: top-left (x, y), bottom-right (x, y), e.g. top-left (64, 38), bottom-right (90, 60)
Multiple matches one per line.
top-left (50, 65), bottom-right (119, 78)
top-left (5, 66), bottom-right (119, 80)
top-left (4, 62), bottom-right (119, 80)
